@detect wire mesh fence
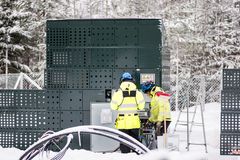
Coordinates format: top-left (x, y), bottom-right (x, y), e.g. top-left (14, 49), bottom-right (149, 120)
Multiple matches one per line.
top-left (170, 74), bottom-right (221, 111)
top-left (0, 74), bottom-right (19, 89)
top-left (0, 73), bottom-right (42, 90)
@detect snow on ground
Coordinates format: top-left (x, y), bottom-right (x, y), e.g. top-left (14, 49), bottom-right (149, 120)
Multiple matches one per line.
top-left (1, 103), bottom-right (240, 160)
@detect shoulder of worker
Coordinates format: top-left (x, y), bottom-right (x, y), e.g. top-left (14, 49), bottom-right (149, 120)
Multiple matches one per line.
top-left (154, 87), bottom-right (171, 97)
top-left (154, 86), bottom-right (163, 92)
top-left (120, 80), bottom-right (136, 90)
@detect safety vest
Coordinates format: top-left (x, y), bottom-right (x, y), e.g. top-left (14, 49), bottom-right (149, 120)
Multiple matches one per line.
top-left (149, 86), bottom-right (171, 123)
top-left (111, 81), bottom-right (145, 129)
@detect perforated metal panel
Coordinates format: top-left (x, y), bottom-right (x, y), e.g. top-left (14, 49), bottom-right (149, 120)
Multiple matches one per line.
top-left (90, 69), bottom-right (112, 89)
top-left (221, 90), bottom-right (240, 111)
top-left (69, 21), bottom-right (91, 47)
top-left (67, 69), bottom-right (89, 89)
top-left (37, 91), bottom-right (46, 109)
top-left (15, 131), bottom-right (41, 150)
top-left (44, 90), bottom-right (60, 110)
top-left (0, 131), bottom-right (14, 147)
top-left (221, 134), bottom-right (240, 155)
top-left (139, 25), bottom-right (161, 47)
top-left (91, 20), bottom-right (115, 46)
top-left (46, 111), bottom-right (60, 131)
top-left (46, 19), bottom-right (164, 89)
top-left (91, 48), bottom-right (114, 68)
top-left (115, 49), bottom-right (138, 68)
top-left (15, 90), bottom-right (38, 109)
top-left (0, 112), bottom-right (15, 129)
top-left (221, 69), bottom-right (240, 155)
top-left (15, 111), bottom-right (39, 130)
top-left (60, 111), bottom-right (83, 129)
top-left (115, 26), bottom-right (138, 46)
top-left (82, 90), bottom-right (105, 110)
top-left (0, 90), bottom-right (15, 109)
top-left (47, 21), bottom-right (69, 47)
top-left (37, 111), bottom-right (47, 130)
top-left (69, 48), bottom-right (91, 68)
top-left (45, 69), bottom-right (67, 89)
top-left (83, 111), bottom-right (90, 125)
top-left (139, 48), bottom-right (161, 68)
top-left (47, 48), bottom-right (68, 68)
top-left (223, 69), bottom-right (240, 90)
top-left (60, 90), bottom-right (83, 110)
top-left (221, 112), bottom-right (240, 133)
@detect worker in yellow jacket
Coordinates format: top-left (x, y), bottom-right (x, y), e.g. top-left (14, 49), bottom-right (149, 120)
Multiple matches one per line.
top-left (141, 81), bottom-right (171, 137)
top-left (111, 72), bottom-right (145, 153)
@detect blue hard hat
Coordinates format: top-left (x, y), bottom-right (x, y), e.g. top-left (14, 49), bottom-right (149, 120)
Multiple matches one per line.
top-left (141, 81), bottom-right (155, 93)
top-left (121, 72), bottom-right (133, 81)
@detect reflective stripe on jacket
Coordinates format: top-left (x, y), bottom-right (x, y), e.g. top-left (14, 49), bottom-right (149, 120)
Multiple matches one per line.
top-left (110, 81), bottom-right (145, 129)
top-left (149, 86), bottom-right (171, 123)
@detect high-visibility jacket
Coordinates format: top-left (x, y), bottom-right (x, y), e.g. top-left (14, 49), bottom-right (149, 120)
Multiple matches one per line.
top-left (148, 86), bottom-right (171, 123)
top-left (111, 81), bottom-right (145, 129)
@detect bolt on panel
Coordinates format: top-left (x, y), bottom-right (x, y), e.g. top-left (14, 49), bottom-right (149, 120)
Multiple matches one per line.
top-left (46, 111), bottom-right (61, 131)
top-left (44, 90), bottom-right (60, 110)
top-left (115, 48), bottom-right (138, 68)
top-left (69, 27), bottom-right (91, 47)
top-left (91, 26), bottom-right (115, 46)
top-left (115, 26), bottom-right (138, 46)
top-left (60, 90), bottom-right (83, 110)
top-left (89, 69), bottom-right (113, 89)
top-left (91, 48), bottom-right (115, 68)
top-left (67, 69), bottom-right (89, 89)
top-left (69, 48), bottom-right (91, 68)
top-left (60, 111), bottom-right (83, 129)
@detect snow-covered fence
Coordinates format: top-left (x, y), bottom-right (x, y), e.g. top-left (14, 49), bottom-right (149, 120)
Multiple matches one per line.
top-left (0, 73), bottom-right (19, 89)
top-left (170, 75), bottom-right (221, 110)
top-left (0, 73), bottom-right (42, 90)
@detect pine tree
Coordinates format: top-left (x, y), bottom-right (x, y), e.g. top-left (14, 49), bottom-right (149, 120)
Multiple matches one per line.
top-left (0, 0), bottom-right (33, 74)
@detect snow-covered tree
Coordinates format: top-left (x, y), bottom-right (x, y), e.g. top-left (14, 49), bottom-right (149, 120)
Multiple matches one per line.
top-left (0, 0), bottom-right (33, 74)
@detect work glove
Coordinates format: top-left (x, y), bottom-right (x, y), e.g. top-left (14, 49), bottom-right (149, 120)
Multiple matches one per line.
top-left (144, 120), bottom-right (152, 128)
top-left (155, 121), bottom-right (163, 136)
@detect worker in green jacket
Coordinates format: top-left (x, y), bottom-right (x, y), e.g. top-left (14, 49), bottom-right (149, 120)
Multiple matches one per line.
top-left (111, 72), bottom-right (145, 153)
top-left (141, 81), bottom-right (171, 137)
